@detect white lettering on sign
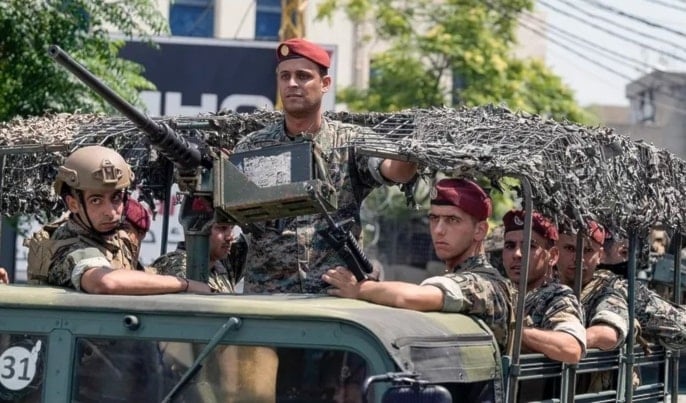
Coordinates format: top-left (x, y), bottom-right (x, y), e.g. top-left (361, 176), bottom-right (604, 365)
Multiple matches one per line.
top-left (140, 91), bottom-right (274, 116)
top-left (0, 341), bottom-right (41, 391)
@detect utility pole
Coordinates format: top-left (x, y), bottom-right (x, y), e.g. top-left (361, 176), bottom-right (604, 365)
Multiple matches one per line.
top-left (275, 0), bottom-right (307, 110)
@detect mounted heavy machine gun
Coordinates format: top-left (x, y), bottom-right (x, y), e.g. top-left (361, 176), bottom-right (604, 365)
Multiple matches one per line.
top-left (47, 45), bottom-right (346, 282)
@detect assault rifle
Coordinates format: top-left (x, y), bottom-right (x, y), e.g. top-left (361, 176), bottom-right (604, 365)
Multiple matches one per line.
top-left (311, 186), bottom-right (374, 282)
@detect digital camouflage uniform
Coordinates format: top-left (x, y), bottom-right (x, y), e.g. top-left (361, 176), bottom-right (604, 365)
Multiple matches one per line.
top-left (46, 216), bottom-right (138, 290)
top-left (577, 269), bottom-right (631, 392)
top-left (592, 270), bottom-right (686, 350)
top-left (420, 255), bottom-right (515, 351)
top-left (234, 118), bottom-right (389, 293)
top-left (149, 248), bottom-right (235, 293)
top-left (520, 281), bottom-right (587, 353)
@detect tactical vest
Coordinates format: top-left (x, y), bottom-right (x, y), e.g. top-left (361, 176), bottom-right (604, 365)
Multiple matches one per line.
top-left (24, 219), bottom-right (135, 284)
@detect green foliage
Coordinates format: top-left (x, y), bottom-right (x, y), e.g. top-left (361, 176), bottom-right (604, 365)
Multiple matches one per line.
top-left (317, 0), bottom-right (592, 124)
top-left (0, 0), bottom-right (168, 121)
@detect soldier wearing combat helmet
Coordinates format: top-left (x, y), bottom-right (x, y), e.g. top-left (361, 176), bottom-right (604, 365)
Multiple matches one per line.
top-left (26, 145), bottom-right (212, 295)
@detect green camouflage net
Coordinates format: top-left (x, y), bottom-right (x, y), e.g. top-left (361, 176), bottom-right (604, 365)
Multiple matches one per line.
top-left (0, 106), bottom-right (684, 235)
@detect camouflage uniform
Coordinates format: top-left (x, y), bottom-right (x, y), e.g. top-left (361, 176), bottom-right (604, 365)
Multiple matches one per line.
top-left (593, 270), bottom-right (686, 350)
top-left (234, 118), bottom-right (390, 293)
top-left (420, 255), bottom-right (514, 350)
top-left (520, 281), bottom-right (587, 353)
top-left (577, 269), bottom-right (631, 392)
top-left (47, 216), bottom-right (138, 290)
top-left (149, 248), bottom-right (235, 293)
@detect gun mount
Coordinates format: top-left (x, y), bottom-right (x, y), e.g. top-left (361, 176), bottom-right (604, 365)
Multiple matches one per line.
top-left (48, 45), bottom-right (338, 280)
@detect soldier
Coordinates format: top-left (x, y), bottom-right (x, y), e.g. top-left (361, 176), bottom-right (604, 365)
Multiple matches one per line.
top-left (556, 222), bottom-right (630, 392)
top-left (149, 218), bottom-right (236, 293)
top-left (120, 197), bottom-right (151, 268)
top-left (26, 145), bottom-right (211, 294)
top-left (323, 178), bottom-right (514, 351)
top-left (597, 228), bottom-right (686, 351)
top-left (234, 38), bottom-right (417, 294)
top-left (501, 210), bottom-right (585, 364)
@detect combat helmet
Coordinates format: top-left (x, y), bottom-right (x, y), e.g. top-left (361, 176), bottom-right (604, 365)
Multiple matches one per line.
top-left (54, 146), bottom-right (134, 196)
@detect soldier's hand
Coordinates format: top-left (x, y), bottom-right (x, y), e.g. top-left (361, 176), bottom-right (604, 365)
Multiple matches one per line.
top-left (322, 266), bottom-right (360, 298)
top-left (0, 267), bottom-right (9, 284)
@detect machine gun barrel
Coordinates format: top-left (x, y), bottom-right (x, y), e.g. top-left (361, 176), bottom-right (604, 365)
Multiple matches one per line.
top-left (48, 45), bottom-right (207, 170)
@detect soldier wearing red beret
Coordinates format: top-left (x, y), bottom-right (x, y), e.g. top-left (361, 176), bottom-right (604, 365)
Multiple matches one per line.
top-left (556, 220), bottom-right (630, 377)
top-left (324, 178), bottom-right (515, 351)
top-left (234, 38), bottom-right (418, 294)
top-left (501, 210), bottom-right (585, 368)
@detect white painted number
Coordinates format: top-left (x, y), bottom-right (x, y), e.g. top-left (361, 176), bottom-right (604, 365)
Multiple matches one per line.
top-left (0, 341), bottom-right (41, 391)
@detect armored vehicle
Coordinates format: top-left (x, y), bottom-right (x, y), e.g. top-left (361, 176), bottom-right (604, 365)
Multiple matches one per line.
top-left (1, 46), bottom-right (685, 402)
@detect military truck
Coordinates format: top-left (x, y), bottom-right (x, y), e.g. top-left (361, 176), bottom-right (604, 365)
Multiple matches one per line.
top-left (1, 46), bottom-right (685, 402)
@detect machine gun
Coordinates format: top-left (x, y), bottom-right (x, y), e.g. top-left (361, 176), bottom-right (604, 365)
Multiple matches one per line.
top-left (48, 45), bottom-right (338, 282)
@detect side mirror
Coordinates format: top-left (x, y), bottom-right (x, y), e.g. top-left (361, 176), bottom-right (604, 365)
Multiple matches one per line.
top-left (363, 372), bottom-right (452, 403)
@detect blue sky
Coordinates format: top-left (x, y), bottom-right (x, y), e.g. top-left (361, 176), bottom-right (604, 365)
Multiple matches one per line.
top-left (537, 0), bottom-right (686, 106)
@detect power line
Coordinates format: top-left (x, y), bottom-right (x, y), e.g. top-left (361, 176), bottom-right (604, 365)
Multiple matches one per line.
top-left (579, 0), bottom-right (686, 39)
top-left (521, 12), bottom-right (649, 73)
top-left (538, 0), bottom-right (686, 64)
top-left (643, 0), bottom-right (686, 13)
top-left (553, 0), bottom-right (686, 54)
top-left (520, 12), bottom-right (686, 98)
top-left (518, 19), bottom-right (686, 115)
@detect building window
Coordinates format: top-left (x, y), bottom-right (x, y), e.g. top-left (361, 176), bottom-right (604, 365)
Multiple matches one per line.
top-left (170, 0), bottom-right (214, 37)
top-left (636, 89), bottom-right (656, 124)
top-left (255, 0), bottom-right (281, 41)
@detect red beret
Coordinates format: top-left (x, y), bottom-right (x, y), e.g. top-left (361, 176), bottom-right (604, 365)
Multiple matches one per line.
top-left (558, 220), bottom-right (606, 245)
top-left (430, 178), bottom-right (492, 221)
top-left (276, 38), bottom-right (330, 69)
top-left (503, 210), bottom-right (558, 241)
top-left (125, 199), bottom-right (151, 233)
top-left (586, 220), bottom-right (605, 245)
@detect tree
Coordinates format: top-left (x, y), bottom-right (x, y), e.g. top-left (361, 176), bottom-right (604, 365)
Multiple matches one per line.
top-left (317, 0), bottom-right (592, 123)
top-left (0, 0), bottom-right (168, 121)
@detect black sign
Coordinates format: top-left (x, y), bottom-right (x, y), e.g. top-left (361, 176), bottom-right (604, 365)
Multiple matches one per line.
top-left (120, 37), bottom-right (279, 115)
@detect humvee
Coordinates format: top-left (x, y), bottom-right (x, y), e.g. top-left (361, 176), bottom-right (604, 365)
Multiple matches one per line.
top-left (1, 46), bottom-right (685, 402)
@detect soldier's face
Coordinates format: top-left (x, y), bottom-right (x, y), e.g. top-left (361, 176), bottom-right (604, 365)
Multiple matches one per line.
top-left (209, 223), bottom-right (235, 262)
top-left (67, 189), bottom-right (125, 233)
top-left (556, 233), bottom-right (603, 287)
top-left (277, 58), bottom-right (330, 118)
top-left (429, 204), bottom-right (486, 269)
top-left (502, 230), bottom-right (557, 290)
top-left (603, 239), bottom-right (628, 264)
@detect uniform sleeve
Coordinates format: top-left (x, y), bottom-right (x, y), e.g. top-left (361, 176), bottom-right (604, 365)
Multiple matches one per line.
top-left (589, 287), bottom-right (629, 349)
top-left (420, 275), bottom-right (466, 312)
top-left (539, 289), bottom-right (587, 354)
top-left (48, 245), bottom-right (111, 291)
top-left (635, 284), bottom-right (686, 350)
top-left (420, 272), bottom-right (504, 315)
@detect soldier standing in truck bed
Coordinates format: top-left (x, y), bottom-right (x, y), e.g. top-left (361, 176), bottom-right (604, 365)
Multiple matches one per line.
top-left (233, 38), bottom-right (417, 294)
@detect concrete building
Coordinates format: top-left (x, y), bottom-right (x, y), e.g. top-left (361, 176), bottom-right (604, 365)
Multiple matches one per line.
top-left (626, 71), bottom-right (686, 158)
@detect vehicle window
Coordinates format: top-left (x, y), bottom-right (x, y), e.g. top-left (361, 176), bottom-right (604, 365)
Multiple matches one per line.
top-left (71, 338), bottom-right (369, 403)
top-left (0, 334), bottom-right (45, 403)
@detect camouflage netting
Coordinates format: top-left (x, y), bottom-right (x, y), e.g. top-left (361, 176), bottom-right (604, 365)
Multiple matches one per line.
top-left (0, 105), bottom-right (684, 235)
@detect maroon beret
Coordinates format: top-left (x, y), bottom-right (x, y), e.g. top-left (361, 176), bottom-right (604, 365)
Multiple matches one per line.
top-left (430, 178), bottom-right (492, 221)
top-left (125, 199), bottom-right (151, 233)
top-left (558, 220), bottom-right (606, 245)
top-left (503, 210), bottom-right (558, 241)
top-left (276, 38), bottom-right (330, 69)
top-left (587, 220), bottom-right (605, 245)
